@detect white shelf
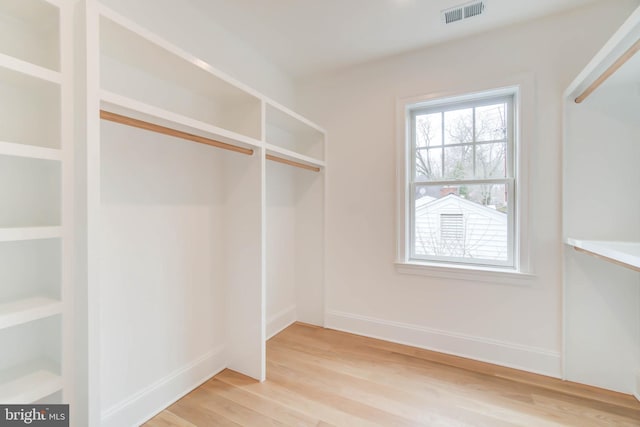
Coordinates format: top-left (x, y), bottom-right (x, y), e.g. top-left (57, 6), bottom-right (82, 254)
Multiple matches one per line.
top-left (0, 52), bottom-right (61, 85)
top-left (98, 4), bottom-right (262, 102)
top-left (101, 90), bottom-right (262, 151)
top-left (99, 7), bottom-right (262, 141)
top-left (266, 100), bottom-right (326, 135)
top-left (0, 141), bottom-right (62, 161)
top-left (566, 238), bottom-right (640, 271)
top-left (0, 363), bottom-right (62, 404)
top-left (0, 297), bottom-right (62, 331)
top-left (265, 143), bottom-right (325, 170)
top-left (0, 226), bottom-right (62, 242)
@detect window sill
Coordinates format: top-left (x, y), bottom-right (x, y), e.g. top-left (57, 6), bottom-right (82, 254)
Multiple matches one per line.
top-left (394, 261), bottom-right (536, 285)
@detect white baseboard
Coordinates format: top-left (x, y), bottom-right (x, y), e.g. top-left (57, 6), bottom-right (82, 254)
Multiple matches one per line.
top-left (325, 310), bottom-right (562, 378)
top-left (101, 345), bottom-right (227, 427)
top-left (267, 305), bottom-right (297, 340)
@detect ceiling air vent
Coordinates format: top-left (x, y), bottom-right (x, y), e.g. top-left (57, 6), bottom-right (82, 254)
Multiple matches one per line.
top-left (442, 1), bottom-right (486, 24)
top-left (443, 7), bottom-right (463, 24)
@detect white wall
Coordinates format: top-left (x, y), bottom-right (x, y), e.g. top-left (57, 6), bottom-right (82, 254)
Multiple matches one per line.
top-left (266, 162), bottom-right (325, 338)
top-left (99, 123), bottom-right (228, 426)
top-left (99, 0), bottom-right (295, 107)
top-left (296, 0), bottom-right (640, 377)
top-left (266, 163), bottom-right (298, 338)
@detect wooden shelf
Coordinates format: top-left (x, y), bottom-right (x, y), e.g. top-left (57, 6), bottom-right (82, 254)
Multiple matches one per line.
top-left (0, 363), bottom-right (62, 404)
top-left (0, 226), bottom-right (62, 242)
top-left (0, 141), bottom-right (62, 161)
top-left (0, 297), bottom-right (62, 331)
top-left (566, 238), bottom-right (640, 272)
top-left (101, 90), bottom-right (261, 152)
top-left (0, 52), bottom-right (61, 85)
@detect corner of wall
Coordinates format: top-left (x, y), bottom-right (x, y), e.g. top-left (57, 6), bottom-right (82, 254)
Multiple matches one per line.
top-left (267, 305), bottom-right (297, 340)
top-left (100, 346), bottom-right (226, 427)
top-left (325, 310), bottom-right (562, 378)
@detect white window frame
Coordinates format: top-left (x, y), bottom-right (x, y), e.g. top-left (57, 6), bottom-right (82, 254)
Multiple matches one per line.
top-left (395, 76), bottom-right (534, 282)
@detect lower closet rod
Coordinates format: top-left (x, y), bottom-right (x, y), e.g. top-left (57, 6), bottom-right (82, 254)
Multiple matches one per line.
top-left (266, 154), bottom-right (321, 172)
top-left (100, 110), bottom-right (254, 155)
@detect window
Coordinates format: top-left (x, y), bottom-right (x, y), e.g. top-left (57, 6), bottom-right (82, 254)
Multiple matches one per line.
top-left (401, 87), bottom-right (522, 270)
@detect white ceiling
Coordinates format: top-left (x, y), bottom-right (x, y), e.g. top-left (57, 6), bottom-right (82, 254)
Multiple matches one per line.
top-left (190, 0), bottom-right (600, 79)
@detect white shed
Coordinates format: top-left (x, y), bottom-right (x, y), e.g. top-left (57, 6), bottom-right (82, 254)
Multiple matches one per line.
top-left (414, 194), bottom-right (508, 261)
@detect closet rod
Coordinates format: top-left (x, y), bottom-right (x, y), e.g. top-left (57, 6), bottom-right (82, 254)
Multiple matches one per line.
top-left (100, 110), bottom-right (254, 155)
top-left (575, 38), bottom-right (640, 104)
top-left (266, 154), bottom-right (321, 172)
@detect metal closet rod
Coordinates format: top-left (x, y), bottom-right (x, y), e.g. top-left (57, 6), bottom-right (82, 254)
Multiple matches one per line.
top-left (100, 110), bottom-right (320, 172)
top-left (575, 38), bottom-right (640, 104)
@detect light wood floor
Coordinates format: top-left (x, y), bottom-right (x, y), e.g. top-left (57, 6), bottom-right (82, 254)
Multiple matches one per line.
top-left (144, 323), bottom-right (640, 426)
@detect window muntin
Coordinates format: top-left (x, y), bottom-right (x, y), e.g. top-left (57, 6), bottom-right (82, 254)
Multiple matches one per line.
top-left (409, 93), bottom-right (515, 268)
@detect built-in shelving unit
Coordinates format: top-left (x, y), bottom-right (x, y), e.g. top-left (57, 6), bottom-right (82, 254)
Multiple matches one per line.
top-left (264, 99), bottom-right (326, 337)
top-left (0, 0), bottom-right (70, 407)
top-left (75, 3), bottom-right (326, 426)
top-left (99, 5), bottom-right (263, 143)
top-left (562, 4), bottom-right (640, 401)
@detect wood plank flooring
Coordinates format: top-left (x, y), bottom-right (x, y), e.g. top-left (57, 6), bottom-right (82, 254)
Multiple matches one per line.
top-left (144, 323), bottom-right (640, 426)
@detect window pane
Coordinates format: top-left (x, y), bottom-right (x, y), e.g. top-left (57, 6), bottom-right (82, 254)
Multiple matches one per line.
top-left (475, 142), bottom-right (506, 178)
top-left (475, 103), bottom-right (507, 142)
top-left (444, 108), bottom-right (473, 145)
top-left (443, 145), bottom-right (473, 180)
top-left (416, 147), bottom-right (442, 180)
top-left (415, 113), bottom-right (442, 148)
top-left (414, 184), bottom-right (508, 261)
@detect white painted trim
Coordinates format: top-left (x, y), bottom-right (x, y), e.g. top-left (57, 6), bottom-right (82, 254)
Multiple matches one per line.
top-left (267, 305), bottom-right (297, 340)
top-left (564, 5), bottom-right (640, 100)
top-left (395, 73), bottom-right (535, 278)
top-left (325, 310), bottom-right (561, 378)
top-left (394, 261), bottom-right (536, 284)
top-left (100, 346), bottom-right (226, 427)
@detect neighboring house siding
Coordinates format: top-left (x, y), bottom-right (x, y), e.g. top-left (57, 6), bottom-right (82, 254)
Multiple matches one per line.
top-left (415, 194), bottom-right (508, 261)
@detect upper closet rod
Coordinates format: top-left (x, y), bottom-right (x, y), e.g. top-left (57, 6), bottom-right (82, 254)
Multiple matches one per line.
top-left (575, 38), bottom-right (640, 103)
top-left (100, 110), bottom-right (255, 155)
top-left (100, 110), bottom-right (321, 172)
